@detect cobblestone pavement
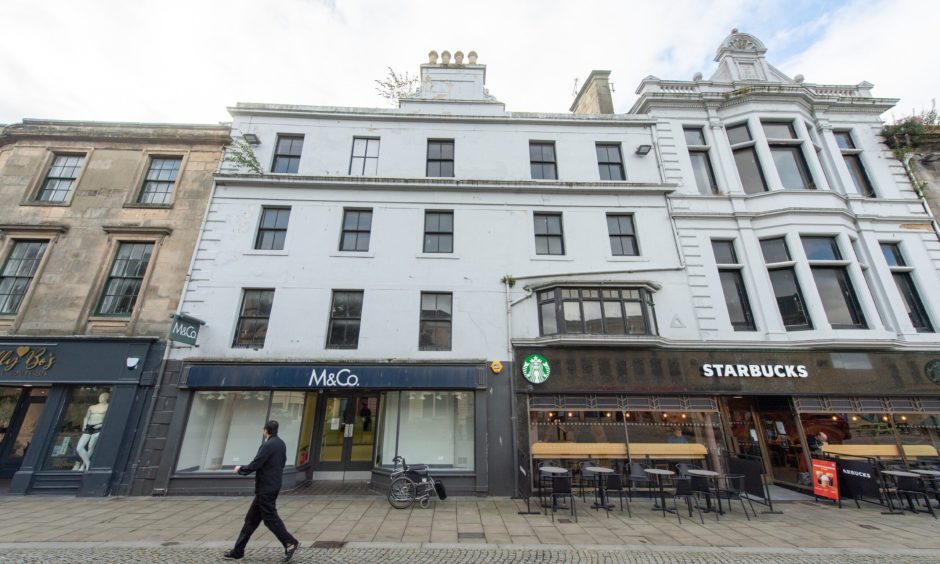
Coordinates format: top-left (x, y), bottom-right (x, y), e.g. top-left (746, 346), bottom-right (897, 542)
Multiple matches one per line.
top-left (0, 545), bottom-right (938, 563)
top-left (0, 494), bottom-right (937, 562)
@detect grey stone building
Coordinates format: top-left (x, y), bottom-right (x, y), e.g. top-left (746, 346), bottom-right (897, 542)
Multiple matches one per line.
top-left (0, 119), bottom-right (229, 495)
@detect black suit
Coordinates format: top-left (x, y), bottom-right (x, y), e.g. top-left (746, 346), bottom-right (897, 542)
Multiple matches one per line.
top-left (232, 435), bottom-right (298, 556)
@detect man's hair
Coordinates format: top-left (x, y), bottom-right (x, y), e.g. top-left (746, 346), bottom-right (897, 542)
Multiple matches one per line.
top-left (264, 420), bottom-right (279, 435)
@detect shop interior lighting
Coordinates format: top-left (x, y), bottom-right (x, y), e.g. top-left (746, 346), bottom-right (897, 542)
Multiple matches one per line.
top-left (832, 415), bottom-right (838, 421)
top-left (567, 412), bottom-right (573, 417)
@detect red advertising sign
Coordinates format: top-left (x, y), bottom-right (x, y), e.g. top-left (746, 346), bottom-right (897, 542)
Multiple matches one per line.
top-left (812, 459), bottom-right (839, 501)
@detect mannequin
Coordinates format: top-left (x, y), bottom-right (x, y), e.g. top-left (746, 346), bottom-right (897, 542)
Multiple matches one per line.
top-left (75, 392), bottom-right (110, 471)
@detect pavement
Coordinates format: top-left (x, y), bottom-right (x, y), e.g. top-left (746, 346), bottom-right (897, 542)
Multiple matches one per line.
top-left (0, 493), bottom-right (937, 562)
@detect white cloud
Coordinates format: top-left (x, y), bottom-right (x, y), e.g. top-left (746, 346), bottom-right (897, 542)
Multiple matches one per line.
top-left (0, 0), bottom-right (932, 124)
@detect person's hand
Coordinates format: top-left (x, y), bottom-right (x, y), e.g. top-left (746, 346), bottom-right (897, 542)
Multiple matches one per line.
top-left (234, 465), bottom-right (242, 474)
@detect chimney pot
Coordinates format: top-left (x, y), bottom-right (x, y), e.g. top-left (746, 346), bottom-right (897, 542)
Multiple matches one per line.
top-left (468, 51), bottom-right (478, 64)
top-left (441, 50), bottom-right (451, 64)
top-left (428, 50), bottom-right (439, 64)
top-left (454, 51), bottom-right (464, 64)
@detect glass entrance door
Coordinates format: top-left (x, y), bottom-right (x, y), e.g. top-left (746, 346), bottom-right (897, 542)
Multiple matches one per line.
top-left (0, 388), bottom-right (48, 479)
top-left (317, 394), bottom-right (379, 477)
top-left (725, 396), bottom-right (810, 488)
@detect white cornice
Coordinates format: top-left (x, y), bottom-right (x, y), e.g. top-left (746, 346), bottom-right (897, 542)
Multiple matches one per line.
top-left (511, 336), bottom-right (940, 352)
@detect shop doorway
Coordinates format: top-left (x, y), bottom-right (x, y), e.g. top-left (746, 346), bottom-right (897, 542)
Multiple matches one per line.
top-left (0, 388), bottom-right (48, 480)
top-left (724, 396), bottom-right (810, 489)
top-left (313, 394), bottom-right (379, 481)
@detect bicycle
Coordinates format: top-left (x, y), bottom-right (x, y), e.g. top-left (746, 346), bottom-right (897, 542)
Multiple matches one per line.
top-left (387, 455), bottom-right (447, 509)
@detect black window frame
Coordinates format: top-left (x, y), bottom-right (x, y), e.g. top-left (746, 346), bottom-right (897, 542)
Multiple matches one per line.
top-left (533, 212), bottom-right (565, 256)
top-left (349, 137), bottom-right (380, 176)
top-left (760, 237), bottom-right (812, 331)
top-left (426, 139), bottom-right (455, 178)
top-left (529, 141), bottom-right (557, 180)
top-left (726, 123), bottom-right (769, 194)
top-left (683, 126), bottom-right (718, 195)
top-left (595, 143), bottom-right (625, 181)
top-left (0, 240), bottom-right (49, 315)
top-left (881, 242), bottom-right (933, 332)
top-left (137, 156), bottom-right (182, 205)
top-left (36, 153), bottom-right (85, 202)
top-left (536, 286), bottom-right (657, 337)
top-left (423, 210), bottom-right (454, 254)
top-left (95, 242), bottom-right (155, 317)
top-left (606, 214), bottom-right (638, 256)
top-left (232, 288), bottom-right (275, 348)
top-left (712, 239), bottom-right (756, 331)
top-left (326, 290), bottom-right (364, 349)
top-left (271, 134), bottom-right (304, 174)
top-left (801, 236), bottom-right (867, 329)
top-left (254, 207), bottom-right (291, 251)
top-left (339, 209), bottom-right (373, 252)
top-left (834, 130), bottom-right (876, 197)
top-left (419, 292), bottom-right (453, 351)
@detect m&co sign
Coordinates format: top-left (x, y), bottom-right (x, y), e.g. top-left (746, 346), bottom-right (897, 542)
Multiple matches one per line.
top-left (0, 345), bottom-right (56, 376)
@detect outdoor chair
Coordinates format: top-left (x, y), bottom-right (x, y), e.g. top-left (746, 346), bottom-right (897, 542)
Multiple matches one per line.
top-left (717, 474), bottom-right (756, 521)
top-left (604, 472), bottom-right (632, 517)
top-left (627, 461), bottom-right (652, 500)
top-left (672, 477), bottom-right (704, 525)
top-left (675, 463), bottom-right (701, 477)
top-left (894, 475), bottom-right (937, 519)
top-left (577, 459), bottom-right (599, 501)
top-left (689, 474), bottom-right (720, 522)
top-left (545, 475), bottom-right (577, 523)
top-left (537, 460), bottom-right (562, 505)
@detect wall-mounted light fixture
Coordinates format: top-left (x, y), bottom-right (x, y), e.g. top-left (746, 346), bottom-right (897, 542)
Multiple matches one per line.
top-left (242, 133), bottom-right (260, 145)
top-left (635, 144), bottom-right (653, 156)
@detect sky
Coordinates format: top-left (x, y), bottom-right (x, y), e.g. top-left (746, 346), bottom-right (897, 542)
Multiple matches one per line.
top-left (0, 0), bottom-right (937, 125)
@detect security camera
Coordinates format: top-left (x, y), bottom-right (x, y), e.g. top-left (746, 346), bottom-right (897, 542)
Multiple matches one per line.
top-left (126, 357), bottom-right (140, 370)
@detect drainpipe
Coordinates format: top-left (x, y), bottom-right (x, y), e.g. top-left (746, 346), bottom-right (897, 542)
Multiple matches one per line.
top-left (504, 278), bottom-right (520, 498)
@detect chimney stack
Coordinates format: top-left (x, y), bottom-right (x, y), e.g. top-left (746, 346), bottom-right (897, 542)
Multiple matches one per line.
top-left (570, 70), bottom-right (614, 115)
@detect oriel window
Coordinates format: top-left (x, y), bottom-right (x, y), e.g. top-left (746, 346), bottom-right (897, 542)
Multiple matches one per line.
top-left (762, 121), bottom-right (814, 190)
top-left (802, 236), bottom-right (866, 329)
top-left (726, 124), bottom-right (768, 194)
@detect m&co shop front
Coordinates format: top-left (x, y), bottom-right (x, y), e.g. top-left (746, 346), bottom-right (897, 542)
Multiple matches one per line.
top-left (517, 347), bottom-right (940, 489)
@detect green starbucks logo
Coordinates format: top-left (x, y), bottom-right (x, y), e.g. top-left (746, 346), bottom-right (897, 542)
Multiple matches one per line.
top-left (926, 360), bottom-right (940, 386)
top-left (522, 354), bottom-right (551, 384)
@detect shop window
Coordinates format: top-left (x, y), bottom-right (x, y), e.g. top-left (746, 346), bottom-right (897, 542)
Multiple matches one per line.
top-left (762, 121), bottom-right (814, 190)
top-left (880, 243), bottom-right (933, 332)
top-left (176, 390), bottom-right (316, 472)
top-left (711, 240), bottom-right (755, 331)
top-left (833, 131), bottom-right (876, 197)
top-left (42, 386), bottom-right (113, 472)
top-left (376, 391), bottom-right (474, 470)
top-left (726, 123), bottom-right (767, 194)
top-left (799, 412), bottom-right (899, 449)
top-left (683, 127), bottom-right (718, 194)
top-left (537, 287), bottom-right (657, 336)
top-left (802, 236), bottom-right (866, 329)
top-left (349, 137), bottom-right (379, 176)
top-left (893, 414), bottom-right (940, 453)
top-left (761, 237), bottom-right (812, 330)
top-left (0, 240), bottom-right (48, 314)
top-left (327, 290), bottom-right (363, 349)
top-left (419, 292), bottom-right (452, 351)
top-left (233, 289), bottom-right (274, 348)
top-left (96, 242), bottom-right (154, 316)
top-left (423, 211), bottom-right (453, 253)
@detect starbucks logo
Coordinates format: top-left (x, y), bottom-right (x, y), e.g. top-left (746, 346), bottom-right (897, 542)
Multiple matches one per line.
top-left (926, 360), bottom-right (940, 386)
top-left (522, 354), bottom-right (551, 384)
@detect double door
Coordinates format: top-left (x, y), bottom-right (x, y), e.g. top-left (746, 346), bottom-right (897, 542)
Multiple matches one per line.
top-left (0, 388), bottom-right (48, 479)
top-left (724, 396), bottom-right (810, 488)
top-left (316, 394), bottom-right (379, 479)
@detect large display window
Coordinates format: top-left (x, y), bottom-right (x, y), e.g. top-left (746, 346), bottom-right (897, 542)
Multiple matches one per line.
top-left (799, 413), bottom-right (898, 448)
top-left (43, 386), bottom-right (113, 471)
top-left (893, 414), bottom-right (940, 452)
top-left (176, 390), bottom-right (315, 472)
top-left (377, 391), bottom-right (474, 470)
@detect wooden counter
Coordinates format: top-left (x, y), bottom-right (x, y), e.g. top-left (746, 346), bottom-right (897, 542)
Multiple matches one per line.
top-left (530, 442), bottom-right (707, 460)
top-left (822, 444), bottom-right (939, 459)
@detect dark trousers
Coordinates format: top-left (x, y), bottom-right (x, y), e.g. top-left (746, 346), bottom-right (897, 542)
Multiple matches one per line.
top-left (232, 492), bottom-right (297, 555)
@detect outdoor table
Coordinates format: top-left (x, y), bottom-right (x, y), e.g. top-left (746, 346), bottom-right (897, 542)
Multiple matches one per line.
top-left (538, 466), bottom-right (568, 509)
top-left (585, 466), bottom-right (614, 512)
top-left (882, 470), bottom-right (925, 514)
top-left (644, 468), bottom-right (676, 517)
top-left (910, 469), bottom-right (940, 476)
top-left (687, 468), bottom-right (723, 515)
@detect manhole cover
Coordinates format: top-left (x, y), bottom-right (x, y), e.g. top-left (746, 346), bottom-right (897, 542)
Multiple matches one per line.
top-left (457, 532), bottom-right (486, 540)
top-left (859, 524), bottom-right (880, 530)
top-left (161, 542), bottom-right (180, 547)
top-left (312, 541), bottom-right (346, 549)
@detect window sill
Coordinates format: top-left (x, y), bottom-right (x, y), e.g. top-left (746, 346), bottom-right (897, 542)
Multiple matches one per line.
top-left (415, 253), bottom-right (460, 260)
top-left (20, 200), bottom-right (71, 207)
top-left (606, 256), bottom-right (646, 262)
top-left (243, 249), bottom-right (289, 256)
top-left (329, 251), bottom-right (375, 259)
top-left (531, 255), bottom-right (574, 262)
top-left (123, 203), bottom-right (173, 210)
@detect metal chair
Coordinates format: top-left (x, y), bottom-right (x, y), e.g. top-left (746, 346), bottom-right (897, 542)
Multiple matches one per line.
top-left (672, 477), bottom-right (704, 525)
top-left (627, 461), bottom-right (652, 500)
top-left (717, 474), bottom-right (756, 521)
top-left (675, 463), bottom-right (701, 477)
top-left (577, 459), bottom-right (599, 501)
top-left (545, 475), bottom-right (577, 523)
top-left (893, 475), bottom-right (937, 519)
top-left (689, 474), bottom-right (720, 522)
top-left (604, 472), bottom-right (631, 517)
top-left (537, 460), bottom-right (561, 505)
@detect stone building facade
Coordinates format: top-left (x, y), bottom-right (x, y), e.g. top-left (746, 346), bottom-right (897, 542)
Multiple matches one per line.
top-left (0, 120), bottom-right (229, 495)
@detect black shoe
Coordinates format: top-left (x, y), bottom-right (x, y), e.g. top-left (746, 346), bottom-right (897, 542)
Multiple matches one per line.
top-left (284, 541), bottom-right (300, 562)
top-left (223, 549), bottom-right (244, 559)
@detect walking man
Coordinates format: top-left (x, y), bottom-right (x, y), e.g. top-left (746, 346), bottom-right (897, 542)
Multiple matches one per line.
top-left (224, 420), bottom-right (300, 561)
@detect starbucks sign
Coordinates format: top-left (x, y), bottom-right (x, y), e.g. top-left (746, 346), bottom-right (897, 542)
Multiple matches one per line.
top-left (522, 354), bottom-right (551, 384)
